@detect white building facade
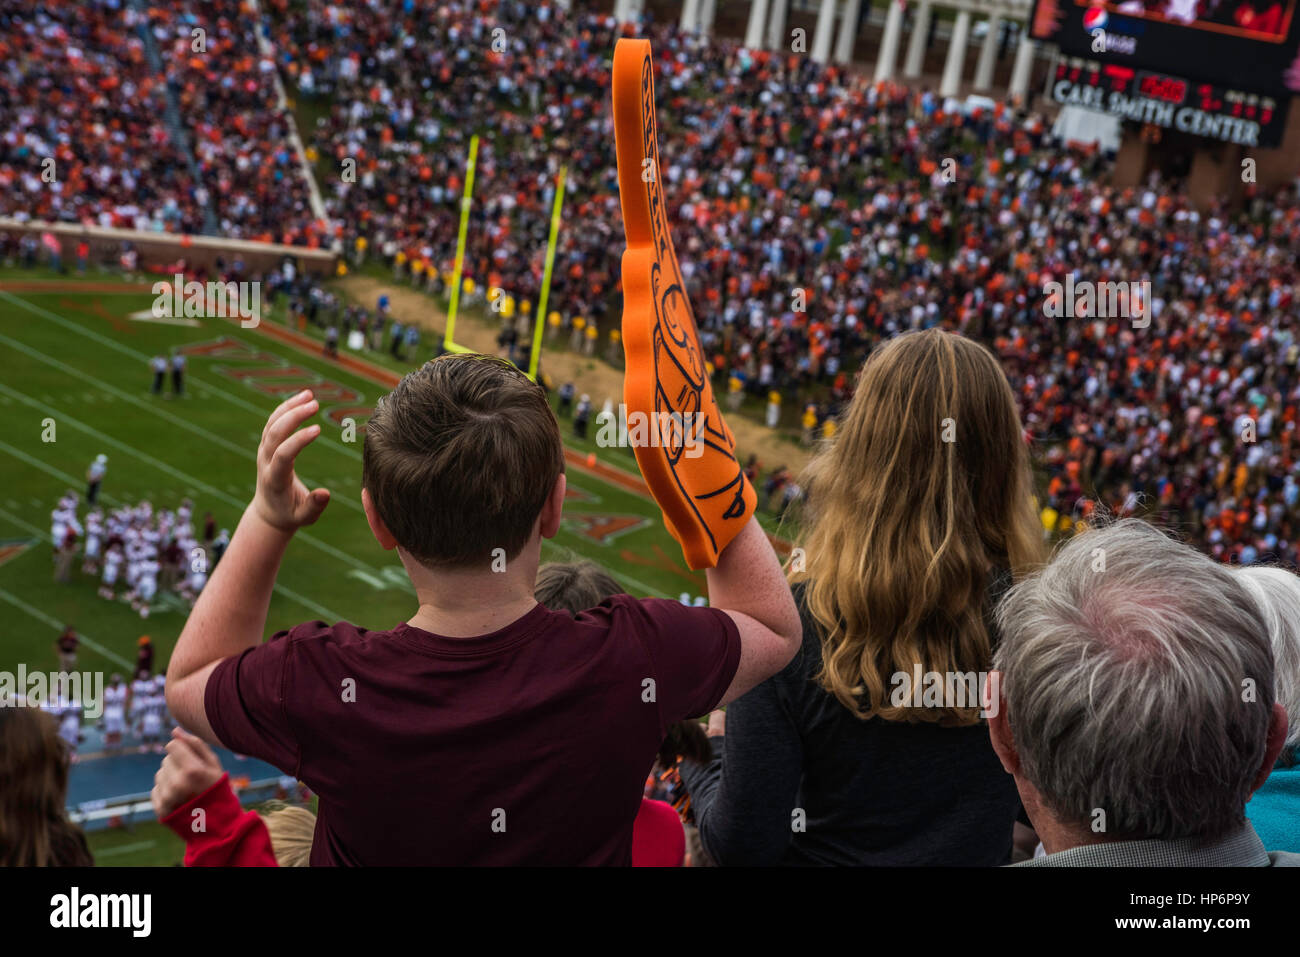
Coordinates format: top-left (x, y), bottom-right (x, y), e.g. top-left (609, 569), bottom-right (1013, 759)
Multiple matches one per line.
top-left (613, 0), bottom-right (1041, 102)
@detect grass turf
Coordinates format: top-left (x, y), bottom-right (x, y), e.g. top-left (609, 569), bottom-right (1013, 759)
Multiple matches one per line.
top-left (0, 275), bottom-right (712, 686)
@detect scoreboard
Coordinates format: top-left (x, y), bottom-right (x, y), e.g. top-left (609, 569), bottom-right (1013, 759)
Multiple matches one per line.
top-left (1049, 57), bottom-right (1292, 145)
top-left (1030, 0), bottom-right (1300, 97)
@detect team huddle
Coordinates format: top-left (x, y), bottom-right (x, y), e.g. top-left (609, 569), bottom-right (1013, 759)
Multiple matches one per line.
top-left (52, 489), bottom-right (229, 619)
top-left (42, 672), bottom-right (171, 764)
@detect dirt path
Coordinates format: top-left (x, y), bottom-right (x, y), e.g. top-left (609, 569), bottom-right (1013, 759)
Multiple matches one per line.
top-left (336, 274), bottom-right (812, 477)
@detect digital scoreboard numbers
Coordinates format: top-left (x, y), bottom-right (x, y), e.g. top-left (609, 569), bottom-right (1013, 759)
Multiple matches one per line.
top-left (1030, 0), bottom-right (1300, 96)
top-left (1137, 73), bottom-right (1187, 103)
top-left (1050, 58), bottom-right (1291, 145)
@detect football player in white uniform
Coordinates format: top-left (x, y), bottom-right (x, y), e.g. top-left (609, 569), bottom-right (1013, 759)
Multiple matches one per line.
top-left (99, 543), bottom-right (124, 600)
top-left (140, 689), bottom-right (164, 751)
top-left (102, 674), bottom-right (128, 751)
top-left (57, 697), bottom-right (83, 763)
top-left (134, 557), bottom-right (159, 618)
top-left (82, 509), bottom-right (104, 575)
top-left (129, 670), bottom-right (152, 737)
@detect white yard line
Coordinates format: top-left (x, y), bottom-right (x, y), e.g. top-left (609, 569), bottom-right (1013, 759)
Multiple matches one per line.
top-left (0, 508), bottom-right (137, 670)
top-left (0, 329), bottom-right (365, 518)
top-left (92, 840), bottom-right (159, 858)
top-left (0, 291), bottom-right (363, 463)
top-left (0, 586), bottom-right (135, 670)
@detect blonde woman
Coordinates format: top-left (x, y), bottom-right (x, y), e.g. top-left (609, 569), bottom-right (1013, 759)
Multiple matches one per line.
top-left (680, 329), bottom-right (1045, 865)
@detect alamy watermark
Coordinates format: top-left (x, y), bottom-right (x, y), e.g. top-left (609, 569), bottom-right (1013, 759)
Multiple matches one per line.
top-left (0, 666), bottom-right (104, 719)
top-left (595, 404), bottom-right (705, 459)
top-left (49, 887), bottom-right (150, 937)
top-left (1042, 272), bottom-right (1151, 328)
top-left (889, 665), bottom-right (999, 718)
top-left (151, 273), bottom-right (260, 327)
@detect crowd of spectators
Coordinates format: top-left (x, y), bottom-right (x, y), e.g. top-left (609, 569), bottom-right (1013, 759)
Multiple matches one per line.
top-left (148, 0), bottom-right (329, 246)
top-left (0, 0), bottom-right (206, 232)
top-left (0, 0), bottom-right (324, 243)
top-left (5, 336), bottom-right (1296, 870)
top-left (256, 2), bottom-right (1300, 569)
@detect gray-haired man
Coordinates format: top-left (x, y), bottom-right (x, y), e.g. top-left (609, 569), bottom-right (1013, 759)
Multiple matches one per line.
top-left (987, 519), bottom-right (1298, 866)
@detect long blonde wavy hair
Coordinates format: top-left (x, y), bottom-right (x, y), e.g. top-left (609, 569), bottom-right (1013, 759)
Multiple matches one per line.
top-left (792, 329), bottom-right (1044, 726)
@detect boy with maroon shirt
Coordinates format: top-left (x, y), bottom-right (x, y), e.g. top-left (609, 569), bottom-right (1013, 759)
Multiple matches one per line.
top-left (165, 355), bottom-right (800, 865)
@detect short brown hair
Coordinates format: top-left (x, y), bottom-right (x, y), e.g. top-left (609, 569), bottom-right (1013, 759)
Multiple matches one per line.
top-left (534, 560), bottom-right (623, 615)
top-left (363, 354), bottom-right (564, 568)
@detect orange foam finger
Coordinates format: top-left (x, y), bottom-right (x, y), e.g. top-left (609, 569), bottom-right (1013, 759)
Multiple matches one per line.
top-left (612, 38), bottom-right (756, 571)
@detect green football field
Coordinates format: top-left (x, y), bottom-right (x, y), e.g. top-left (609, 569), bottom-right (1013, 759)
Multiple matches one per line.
top-left (0, 273), bottom-right (718, 687)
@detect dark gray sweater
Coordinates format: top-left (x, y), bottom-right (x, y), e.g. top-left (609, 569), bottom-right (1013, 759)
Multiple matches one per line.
top-left (680, 584), bottom-right (1021, 866)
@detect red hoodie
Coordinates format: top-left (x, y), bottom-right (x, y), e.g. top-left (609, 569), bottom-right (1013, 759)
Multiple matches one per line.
top-left (161, 773), bottom-right (278, 867)
top-left (165, 779), bottom-right (681, 866)
top-left (631, 798), bottom-right (685, 867)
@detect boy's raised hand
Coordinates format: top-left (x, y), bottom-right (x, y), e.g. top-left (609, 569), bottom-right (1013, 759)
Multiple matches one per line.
top-left (253, 389), bottom-right (331, 532)
top-left (152, 727), bottom-right (224, 820)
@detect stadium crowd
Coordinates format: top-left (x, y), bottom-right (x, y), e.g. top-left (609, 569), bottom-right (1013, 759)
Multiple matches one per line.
top-left (146, 0), bottom-right (328, 246)
top-left (257, 2), bottom-right (1300, 569)
top-left (0, 0), bottom-right (324, 242)
top-left (0, 0), bottom-right (207, 233)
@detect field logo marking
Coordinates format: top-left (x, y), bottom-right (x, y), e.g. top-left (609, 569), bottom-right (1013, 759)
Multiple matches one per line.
top-left (127, 311), bottom-right (201, 327)
top-left (182, 337), bottom-right (371, 427)
top-left (0, 539), bottom-right (33, 569)
top-left (565, 513), bottom-right (652, 546)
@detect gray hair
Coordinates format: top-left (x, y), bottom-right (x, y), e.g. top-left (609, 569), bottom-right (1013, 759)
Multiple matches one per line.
top-left (994, 519), bottom-right (1276, 842)
top-left (1234, 566), bottom-right (1300, 756)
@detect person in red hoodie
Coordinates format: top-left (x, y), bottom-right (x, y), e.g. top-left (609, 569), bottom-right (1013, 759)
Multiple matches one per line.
top-left (152, 728), bottom-right (279, 867)
top-left (631, 797), bottom-right (685, 867)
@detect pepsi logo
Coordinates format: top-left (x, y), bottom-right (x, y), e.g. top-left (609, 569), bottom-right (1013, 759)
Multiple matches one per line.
top-left (1082, 6), bottom-right (1108, 31)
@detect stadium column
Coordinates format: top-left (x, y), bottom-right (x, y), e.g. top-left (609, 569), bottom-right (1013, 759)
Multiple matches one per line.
top-left (746, 0), bottom-right (770, 49)
top-left (903, 0), bottom-right (933, 78)
top-left (767, 0), bottom-right (789, 50)
top-left (939, 9), bottom-right (972, 97)
top-left (617, 0), bottom-right (645, 23)
top-left (834, 0), bottom-right (863, 64)
top-left (1008, 32), bottom-right (1037, 103)
top-left (974, 13), bottom-right (1003, 90)
top-left (681, 0), bottom-right (701, 32)
top-left (701, 0), bottom-right (718, 35)
top-left (811, 0), bottom-right (838, 64)
top-left (874, 0), bottom-right (906, 81)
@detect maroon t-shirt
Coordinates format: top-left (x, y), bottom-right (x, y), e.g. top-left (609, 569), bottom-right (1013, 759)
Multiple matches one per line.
top-left (205, 595), bottom-right (740, 865)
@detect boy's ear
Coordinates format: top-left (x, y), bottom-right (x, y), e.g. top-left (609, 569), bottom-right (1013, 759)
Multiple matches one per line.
top-left (539, 473), bottom-right (566, 540)
top-left (361, 488), bottom-right (398, 550)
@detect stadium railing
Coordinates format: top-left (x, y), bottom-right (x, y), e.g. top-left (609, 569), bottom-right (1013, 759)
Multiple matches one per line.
top-left (0, 218), bottom-right (338, 277)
